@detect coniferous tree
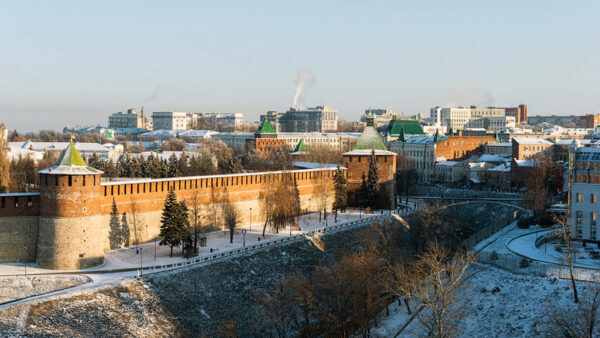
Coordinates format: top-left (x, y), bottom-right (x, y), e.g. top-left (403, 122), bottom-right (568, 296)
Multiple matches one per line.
top-left (366, 150), bottom-right (380, 210)
top-left (159, 189), bottom-right (190, 256)
top-left (108, 199), bottom-right (122, 249)
top-left (176, 200), bottom-right (191, 255)
top-left (293, 176), bottom-right (301, 217)
top-left (160, 189), bottom-right (181, 256)
top-left (359, 173), bottom-right (368, 209)
top-left (334, 166), bottom-right (347, 212)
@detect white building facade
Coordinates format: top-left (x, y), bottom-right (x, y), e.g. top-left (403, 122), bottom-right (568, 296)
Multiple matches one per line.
top-left (152, 112), bottom-right (190, 130)
top-left (568, 144), bottom-right (600, 242)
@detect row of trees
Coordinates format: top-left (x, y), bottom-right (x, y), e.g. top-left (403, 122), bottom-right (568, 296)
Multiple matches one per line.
top-left (254, 215), bottom-right (474, 337)
top-left (89, 151), bottom-right (243, 180)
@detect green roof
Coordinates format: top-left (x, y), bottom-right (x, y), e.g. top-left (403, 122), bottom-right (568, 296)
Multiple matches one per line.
top-left (386, 119), bottom-right (424, 137)
top-left (353, 125), bottom-right (387, 151)
top-left (256, 119), bottom-right (276, 134)
top-left (292, 139), bottom-right (308, 153)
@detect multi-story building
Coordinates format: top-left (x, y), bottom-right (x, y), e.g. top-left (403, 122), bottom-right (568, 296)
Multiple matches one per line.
top-left (511, 137), bottom-right (553, 160)
top-left (390, 132), bottom-right (496, 182)
top-left (197, 113), bottom-right (244, 131)
top-left (278, 105), bottom-right (338, 132)
top-left (438, 106), bottom-right (506, 131)
top-left (567, 143), bottom-right (600, 242)
top-left (108, 108), bottom-right (148, 129)
top-left (528, 114), bottom-right (600, 128)
top-left (501, 104), bottom-right (527, 124)
top-left (483, 142), bottom-right (513, 155)
top-left (360, 109), bottom-right (403, 128)
top-left (152, 112), bottom-right (189, 130)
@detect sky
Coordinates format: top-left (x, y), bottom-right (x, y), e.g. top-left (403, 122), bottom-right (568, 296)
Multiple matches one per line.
top-left (0, 0), bottom-right (598, 132)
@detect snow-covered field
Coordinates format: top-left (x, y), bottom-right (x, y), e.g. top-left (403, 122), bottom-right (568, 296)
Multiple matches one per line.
top-left (371, 264), bottom-right (595, 337)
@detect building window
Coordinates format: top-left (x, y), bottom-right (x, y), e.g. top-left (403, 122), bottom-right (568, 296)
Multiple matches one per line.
top-left (577, 211), bottom-right (583, 225)
top-left (592, 194), bottom-right (598, 204)
top-left (577, 193), bottom-right (584, 203)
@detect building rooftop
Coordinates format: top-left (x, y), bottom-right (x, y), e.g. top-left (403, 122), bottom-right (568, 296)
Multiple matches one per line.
top-left (512, 137), bottom-right (553, 145)
top-left (386, 119), bottom-right (425, 137)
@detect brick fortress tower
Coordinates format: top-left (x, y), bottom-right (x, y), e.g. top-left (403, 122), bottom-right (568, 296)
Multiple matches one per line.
top-left (342, 115), bottom-right (397, 209)
top-left (36, 139), bottom-right (105, 269)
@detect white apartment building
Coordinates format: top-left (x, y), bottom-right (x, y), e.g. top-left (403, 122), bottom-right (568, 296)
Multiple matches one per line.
top-left (390, 135), bottom-right (440, 182)
top-left (197, 113), bottom-right (245, 131)
top-left (568, 144), bottom-right (600, 242)
top-left (152, 112), bottom-right (190, 130)
top-left (437, 106), bottom-right (506, 131)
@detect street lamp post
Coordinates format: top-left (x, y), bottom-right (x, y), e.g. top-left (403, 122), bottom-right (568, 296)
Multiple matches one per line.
top-left (308, 198), bottom-right (312, 220)
top-left (140, 247), bottom-right (144, 277)
top-left (249, 207), bottom-right (252, 231)
top-left (242, 229), bottom-right (247, 247)
top-left (154, 236), bottom-right (157, 260)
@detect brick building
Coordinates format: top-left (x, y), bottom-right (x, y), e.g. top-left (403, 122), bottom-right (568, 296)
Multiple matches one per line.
top-left (511, 137), bottom-right (553, 160)
top-left (390, 131), bottom-right (496, 182)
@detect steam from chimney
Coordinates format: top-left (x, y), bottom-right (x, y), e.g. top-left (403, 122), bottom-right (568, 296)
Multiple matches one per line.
top-left (478, 91), bottom-right (494, 107)
top-left (292, 69), bottom-right (316, 109)
top-left (143, 84), bottom-right (160, 104)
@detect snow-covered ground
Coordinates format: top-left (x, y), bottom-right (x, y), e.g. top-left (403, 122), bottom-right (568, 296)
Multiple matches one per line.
top-left (371, 264), bottom-right (594, 337)
top-left (0, 209), bottom-right (392, 306)
top-left (0, 209), bottom-right (381, 278)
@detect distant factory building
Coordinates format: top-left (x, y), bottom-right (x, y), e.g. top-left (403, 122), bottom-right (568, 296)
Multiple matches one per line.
top-left (277, 105), bottom-right (338, 132)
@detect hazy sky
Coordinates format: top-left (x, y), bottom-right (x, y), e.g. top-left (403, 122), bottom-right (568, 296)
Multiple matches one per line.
top-left (1, 0), bottom-right (598, 132)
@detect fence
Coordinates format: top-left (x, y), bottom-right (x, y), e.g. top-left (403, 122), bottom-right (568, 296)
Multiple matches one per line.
top-left (477, 250), bottom-right (600, 283)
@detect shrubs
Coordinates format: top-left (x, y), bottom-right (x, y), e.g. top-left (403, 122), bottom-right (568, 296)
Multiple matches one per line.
top-left (536, 214), bottom-right (555, 228)
top-left (517, 216), bottom-right (532, 229)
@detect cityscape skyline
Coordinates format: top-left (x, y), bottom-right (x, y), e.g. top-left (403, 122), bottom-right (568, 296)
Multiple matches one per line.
top-left (1, 0), bottom-right (599, 132)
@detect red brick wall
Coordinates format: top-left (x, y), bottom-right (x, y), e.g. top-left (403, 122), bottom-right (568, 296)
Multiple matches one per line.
top-left (436, 136), bottom-right (496, 161)
top-left (0, 194), bottom-right (40, 217)
top-left (99, 169), bottom-right (337, 217)
top-left (342, 153), bottom-right (396, 208)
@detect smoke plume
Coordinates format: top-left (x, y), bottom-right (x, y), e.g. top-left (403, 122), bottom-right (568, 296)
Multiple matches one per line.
top-left (292, 69), bottom-right (316, 108)
top-left (143, 84), bottom-right (160, 104)
top-left (478, 91), bottom-right (494, 107)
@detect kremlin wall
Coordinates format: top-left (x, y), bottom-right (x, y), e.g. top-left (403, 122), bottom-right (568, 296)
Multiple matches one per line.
top-left (0, 166), bottom-right (341, 270)
top-left (0, 118), bottom-right (396, 270)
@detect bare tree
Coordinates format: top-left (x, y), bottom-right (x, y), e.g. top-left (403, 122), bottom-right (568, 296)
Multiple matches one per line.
top-left (129, 196), bottom-right (144, 253)
top-left (222, 202), bottom-right (238, 244)
top-left (556, 214), bottom-right (579, 304)
top-left (0, 124), bottom-right (10, 193)
top-left (395, 242), bottom-right (474, 338)
top-left (545, 284), bottom-right (600, 337)
top-left (188, 189), bottom-right (203, 251)
top-left (259, 173), bottom-right (300, 236)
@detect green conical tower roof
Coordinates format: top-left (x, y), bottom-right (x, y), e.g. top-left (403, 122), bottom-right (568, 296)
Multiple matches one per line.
top-left (433, 129), bottom-right (441, 143)
top-left (353, 125), bottom-right (387, 151)
top-left (398, 125), bottom-right (406, 142)
top-left (37, 140), bottom-right (103, 175)
top-left (292, 139), bottom-right (308, 153)
top-left (256, 119), bottom-right (276, 134)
